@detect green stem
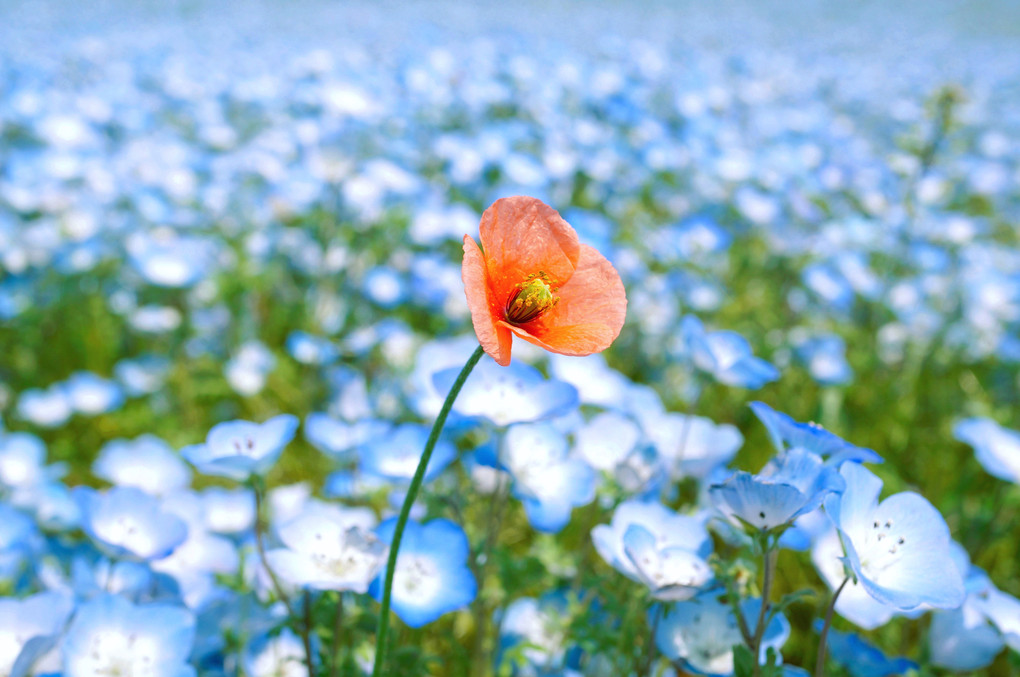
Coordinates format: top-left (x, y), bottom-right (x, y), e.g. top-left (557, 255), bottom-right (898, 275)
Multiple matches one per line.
top-left (750, 545), bottom-right (778, 677)
top-left (330, 592), bottom-right (343, 677)
top-left (371, 345), bottom-right (485, 677)
top-left (815, 577), bottom-right (849, 677)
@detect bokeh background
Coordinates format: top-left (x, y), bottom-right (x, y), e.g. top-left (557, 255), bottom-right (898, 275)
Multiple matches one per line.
top-left (1, 0), bottom-right (1019, 674)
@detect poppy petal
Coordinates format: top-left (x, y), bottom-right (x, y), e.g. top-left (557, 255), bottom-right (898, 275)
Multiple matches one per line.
top-left (503, 244), bottom-right (626, 356)
top-left (462, 235), bottom-right (512, 366)
top-left (479, 196), bottom-right (580, 304)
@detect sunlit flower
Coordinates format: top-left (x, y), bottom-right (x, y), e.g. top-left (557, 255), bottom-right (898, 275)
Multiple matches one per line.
top-left (462, 196), bottom-right (626, 366)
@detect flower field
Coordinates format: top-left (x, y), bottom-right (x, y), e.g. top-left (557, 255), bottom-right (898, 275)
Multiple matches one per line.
top-left (1, 2), bottom-right (1019, 675)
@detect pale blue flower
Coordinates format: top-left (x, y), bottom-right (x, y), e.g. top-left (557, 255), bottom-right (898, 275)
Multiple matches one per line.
top-left (817, 622), bottom-right (917, 677)
top-left (824, 463), bottom-right (965, 611)
top-left (502, 422), bottom-right (596, 533)
top-left (592, 500), bottom-right (711, 584)
top-left (64, 371), bottom-right (125, 416)
top-left (369, 518), bottom-right (476, 628)
top-left (750, 401), bottom-right (881, 465)
top-left (93, 435), bottom-right (191, 497)
top-left (679, 316), bottom-right (780, 389)
top-left (265, 504), bottom-right (385, 593)
top-left (181, 414), bottom-right (298, 481)
top-left (954, 416), bottom-right (1020, 484)
top-left (359, 423), bottom-right (456, 484)
top-left (243, 628), bottom-right (313, 677)
top-left (63, 595), bottom-right (196, 677)
top-left (435, 358), bottom-right (578, 427)
top-left (710, 448), bottom-right (844, 535)
top-left (0, 590), bottom-right (74, 677)
top-left (655, 593), bottom-right (789, 676)
top-left (74, 486), bottom-right (188, 561)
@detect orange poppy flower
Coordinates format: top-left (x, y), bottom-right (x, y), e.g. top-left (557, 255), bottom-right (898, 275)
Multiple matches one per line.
top-left (462, 196), bottom-right (627, 366)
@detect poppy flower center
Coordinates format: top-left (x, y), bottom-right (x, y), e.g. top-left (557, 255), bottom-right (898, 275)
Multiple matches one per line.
top-left (504, 273), bottom-right (559, 325)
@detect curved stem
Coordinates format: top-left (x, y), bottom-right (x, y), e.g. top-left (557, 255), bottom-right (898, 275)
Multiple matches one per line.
top-left (815, 577), bottom-right (849, 677)
top-left (750, 545), bottom-right (778, 677)
top-left (371, 345), bottom-right (485, 677)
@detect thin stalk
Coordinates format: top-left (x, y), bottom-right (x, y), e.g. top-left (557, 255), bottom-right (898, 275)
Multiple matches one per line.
top-left (815, 577), bottom-right (850, 677)
top-left (750, 546), bottom-right (778, 677)
top-left (371, 345), bottom-right (485, 677)
top-left (641, 604), bottom-right (663, 676)
top-left (330, 592), bottom-right (344, 677)
top-left (303, 590), bottom-right (316, 677)
top-left (470, 461), bottom-right (511, 677)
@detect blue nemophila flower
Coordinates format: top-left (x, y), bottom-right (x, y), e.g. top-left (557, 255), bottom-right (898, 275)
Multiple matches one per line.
top-left (710, 448), bottom-right (844, 536)
top-left (0, 590), bottom-right (73, 677)
top-left (435, 358), bottom-right (578, 427)
top-left (654, 593), bottom-right (790, 676)
top-left (929, 543), bottom-right (1020, 671)
top-left (304, 413), bottom-right (388, 462)
top-left (63, 595), bottom-right (195, 677)
top-left (678, 316), bottom-right (780, 389)
top-left (812, 524), bottom-right (896, 630)
top-left (621, 523), bottom-right (712, 600)
top-left (498, 594), bottom-right (573, 673)
top-left (369, 518), bottom-right (476, 628)
top-left (575, 411), bottom-right (641, 472)
top-left (93, 435), bottom-right (192, 497)
top-left (824, 462), bottom-right (965, 611)
top-left (114, 355), bottom-right (171, 397)
top-left (0, 431), bottom-right (55, 491)
top-left (181, 414), bottom-right (298, 481)
top-left (286, 330), bottom-right (340, 366)
top-left (64, 371), bottom-right (125, 416)
top-left (225, 340), bottom-right (276, 397)
top-left (0, 503), bottom-right (39, 580)
top-left (592, 500), bottom-right (712, 586)
top-left (643, 412), bottom-right (743, 480)
top-left (816, 621), bottom-right (917, 677)
top-left (750, 401), bottom-right (882, 465)
top-left (74, 486), bottom-right (188, 561)
top-left (953, 417), bottom-right (1020, 484)
top-left (16, 385), bottom-right (72, 429)
top-left (792, 333), bottom-right (853, 386)
top-left (265, 505), bottom-right (386, 593)
top-left (502, 422), bottom-right (596, 533)
top-left (359, 423), bottom-right (456, 485)
top-left (244, 628), bottom-right (314, 677)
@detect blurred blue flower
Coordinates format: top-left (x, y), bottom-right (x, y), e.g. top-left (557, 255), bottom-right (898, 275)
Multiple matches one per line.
top-left (181, 414), bottom-right (298, 481)
top-left (643, 412), bottom-right (743, 480)
top-left (243, 628), bottom-right (314, 677)
top-left (63, 594), bottom-right (195, 677)
top-left (435, 358), bottom-right (579, 427)
top-left (225, 341), bottom-right (276, 397)
top-left (64, 371), bottom-right (125, 416)
top-left (750, 401), bottom-right (881, 465)
top-left (286, 331), bottom-right (340, 366)
top-left (265, 505), bottom-right (386, 593)
top-left (0, 590), bottom-right (73, 677)
top-left (679, 316), bottom-right (780, 389)
top-left (793, 333), bottom-right (853, 386)
top-left (359, 423), bottom-right (456, 485)
top-left (16, 385), bottom-right (72, 429)
top-left (654, 593), bottom-right (790, 676)
top-left (114, 355), bottom-right (171, 397)
top-left (305, 413), bottom-right (389, 462)
top-left (94, 435), bottom-right (192, 497)
top-left (817, 621), bottom-right (917, 677)
top-left (74, 486), bottom-right (188, 561)
top-left (824, 462), bottom-right (964, 611)
top-left (502, 422), bottom-right (596, 533)
top-left (369, 518), bottom-right (476, 628)
top-left (953, 417), bottom-right (1020, 484)
top-left (592, 500), bottom-right (711, 585)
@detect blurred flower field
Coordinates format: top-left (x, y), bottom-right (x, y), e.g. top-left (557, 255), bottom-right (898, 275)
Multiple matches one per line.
top-left (1, 1), bottom-right (1019, 675)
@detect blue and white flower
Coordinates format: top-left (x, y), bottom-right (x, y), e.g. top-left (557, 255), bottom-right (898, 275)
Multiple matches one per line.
top-left (824, 462), bottom-right (965, 611)
top-left (181, 414), bottom-right (299, 481)
top-left (953, 416), bottom-right (1020, 484)
top-left (74, 486), bottom-right (188, 561)
top-left (369, 518), bottom-right (477, 628)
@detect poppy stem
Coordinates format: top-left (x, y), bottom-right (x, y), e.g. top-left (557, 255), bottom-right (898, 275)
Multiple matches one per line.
top-left (815, 576), bottom-right (849, 677)
top-left (371, 344), bottom-right (486, 677)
